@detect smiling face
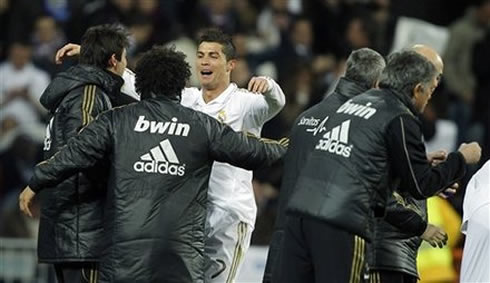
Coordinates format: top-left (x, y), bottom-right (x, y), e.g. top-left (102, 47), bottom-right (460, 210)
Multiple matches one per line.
top-left (196, 41), bottom-right (234, 91)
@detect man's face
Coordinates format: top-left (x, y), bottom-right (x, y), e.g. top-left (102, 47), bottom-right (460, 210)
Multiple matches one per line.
top-left (114, 48), bottom-right (127, 76)
top-left (413, 75), bottom-right (439, 113)
top-left (196, 42), bottom-right (233, 90)
top-left (9, 44), bottom-right (31, 69)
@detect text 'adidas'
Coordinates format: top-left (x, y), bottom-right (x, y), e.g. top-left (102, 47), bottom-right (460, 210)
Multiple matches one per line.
top-left (315, 120), bottom-right (353, 158)
top-left (133, 139), bottom-right (186, 176)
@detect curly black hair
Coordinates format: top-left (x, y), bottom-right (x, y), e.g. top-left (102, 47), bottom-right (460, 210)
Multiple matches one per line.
top-left (135, 45), bottom-right (191, 100)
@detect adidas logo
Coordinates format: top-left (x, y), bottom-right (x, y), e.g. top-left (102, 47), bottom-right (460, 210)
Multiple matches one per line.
top-left (315, 120), bottom-right (353, 158)
top-left (133, 139), bottom-right (186, 176)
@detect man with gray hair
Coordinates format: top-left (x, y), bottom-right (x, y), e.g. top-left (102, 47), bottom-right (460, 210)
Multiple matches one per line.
top-left (368, 45), bottom-right (449, 283)
top-left (279, 50), bottom-right (481, 283)
top-left (263, 48), bottom-right (386, 283)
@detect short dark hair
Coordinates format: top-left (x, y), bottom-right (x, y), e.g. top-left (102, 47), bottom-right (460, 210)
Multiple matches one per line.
top-left (79, 24), bottom-right (129, 69)
top-left (135, 45), bottom-right (191, 100)
top-left (198, 28), bottom-right (236, 60)
top-left (378, 50), bottom-right (437, 98)
top-left (345, 48), bottom-right (385, 89)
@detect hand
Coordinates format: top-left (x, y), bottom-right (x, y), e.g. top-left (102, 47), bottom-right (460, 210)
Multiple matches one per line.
top-left (248, 77), bottom-right (270, 93)
top-left (19, 186), bottom-right (36, 217)
top-left (427, 150), bottom-right (447, 166)
top-left (438, 182), bottom-right (459, 199)
top-left (55, 43), bottom-right (81, 64)
top-left (278, 137), bottom-right (289, 147)
top-left (458, 142), bottom-right (482, 164)
top-left (421, 224), bottom-right (448, 248)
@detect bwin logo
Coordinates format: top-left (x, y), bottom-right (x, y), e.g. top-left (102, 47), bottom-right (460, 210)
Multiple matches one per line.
top-left (315, 120), bottom-right (353, 157)
top-left (133, 139), bottom-right (186, 176)
top-left (336, 99), bottom-right (377, 119)
top-left (134, 116), bottom-right (190, 136)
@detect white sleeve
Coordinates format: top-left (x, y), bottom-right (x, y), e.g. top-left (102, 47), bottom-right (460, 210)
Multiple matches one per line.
top-left (242, 76), bottom-right (286, 129)
top-left (180, 87), bottom-right (199, 108)
top-left (462, 160), bottom-right (490, 233)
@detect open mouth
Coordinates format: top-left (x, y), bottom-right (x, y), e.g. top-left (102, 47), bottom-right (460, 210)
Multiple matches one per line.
top-left (200, 70), bottom-right (213, 78)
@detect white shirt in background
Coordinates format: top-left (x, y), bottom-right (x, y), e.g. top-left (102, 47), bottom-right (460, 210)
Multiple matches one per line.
top-left (0, 62), bottom-right (50, 126)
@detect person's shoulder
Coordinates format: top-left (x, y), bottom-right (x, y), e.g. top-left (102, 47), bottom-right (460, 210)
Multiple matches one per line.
top-left (229, 86), bottom-right (263, 106)
top-left (234, 86), bottom-right (256, 97)
top-left (182, 87), bottom-right (200, 97)
top-left (178, 102), bottom-right (208, 120)
top-left (181, 87), bottom-right (200, 106)
top-left (474, 160), bottom-right (490, 180)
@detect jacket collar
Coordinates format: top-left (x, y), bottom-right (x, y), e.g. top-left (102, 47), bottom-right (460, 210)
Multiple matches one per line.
top-left (334, 77), bottom-right (369, 100)
top-left (384, 87), bottom-right (419, 116)
top-left (98, 68), bottom-right (125, 105)
top-left (147, 92), bottom-right (181, 104)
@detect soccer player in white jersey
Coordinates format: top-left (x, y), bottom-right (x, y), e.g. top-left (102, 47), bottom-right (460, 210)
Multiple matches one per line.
top-left (55, 28), bottom-right (286, 283)
top-left (460, 160), bottom-right (490, 283)
top-left (180, 29), bottom-right (285, 283)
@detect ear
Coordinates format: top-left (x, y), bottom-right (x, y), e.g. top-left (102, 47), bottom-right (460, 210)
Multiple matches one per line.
top-left (226, 59), bottom-right (236, 73)
top-left (413, 83), bottom-right (424, 98)
top-left (108, 54), bottom-right (118, 68)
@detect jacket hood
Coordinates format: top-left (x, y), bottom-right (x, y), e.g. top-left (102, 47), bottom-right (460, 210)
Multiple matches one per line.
top-left (40, 64), bottom-right (123, 112)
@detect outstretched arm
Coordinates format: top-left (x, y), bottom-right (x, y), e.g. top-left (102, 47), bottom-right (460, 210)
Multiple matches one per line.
top-left (19, 112), bottom-right (114, 216)
top-left (201, 112), bottom-right (287, 169)
top-left (386, 115), bottom-right (480, 199)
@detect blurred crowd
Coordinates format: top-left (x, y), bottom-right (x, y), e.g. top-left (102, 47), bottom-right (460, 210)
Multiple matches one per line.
top-left (1, 0), bottom-right (490, 281)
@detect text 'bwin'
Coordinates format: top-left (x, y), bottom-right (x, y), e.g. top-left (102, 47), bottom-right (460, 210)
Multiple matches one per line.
top-left (134, 116), bottom-right (190, 136)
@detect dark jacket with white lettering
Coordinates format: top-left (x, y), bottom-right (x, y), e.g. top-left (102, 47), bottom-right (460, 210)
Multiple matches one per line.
top-left (29, 96), bottom-right (286, 283)
top-left (263, 78), bottom-right (367, 282)
top-left (287, 87), bottom-right (466, 241)
top-left (37, 64), bottom-right (131, 263)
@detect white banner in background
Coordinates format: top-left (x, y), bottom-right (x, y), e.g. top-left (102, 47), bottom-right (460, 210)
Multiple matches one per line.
top-left (391, 17), bottom-right (449, 55)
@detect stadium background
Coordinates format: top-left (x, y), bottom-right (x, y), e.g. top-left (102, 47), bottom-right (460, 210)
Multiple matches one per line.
top-left (1, 0), bottom-right (489, 282)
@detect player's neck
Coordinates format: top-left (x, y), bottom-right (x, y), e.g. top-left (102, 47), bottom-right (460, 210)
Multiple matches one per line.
top-left (202, 83), bottom-right (230, 103)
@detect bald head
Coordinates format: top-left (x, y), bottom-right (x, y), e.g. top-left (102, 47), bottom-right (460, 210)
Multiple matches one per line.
top-left (412, 44), bottom-right (443, 81)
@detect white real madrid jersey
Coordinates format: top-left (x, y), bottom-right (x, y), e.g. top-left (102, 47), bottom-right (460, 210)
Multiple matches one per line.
top-left (180, 78), bottom-right (285, 226)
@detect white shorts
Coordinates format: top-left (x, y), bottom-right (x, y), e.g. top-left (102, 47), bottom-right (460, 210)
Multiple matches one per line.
top-left (204, 205), bottom-right (253, 283)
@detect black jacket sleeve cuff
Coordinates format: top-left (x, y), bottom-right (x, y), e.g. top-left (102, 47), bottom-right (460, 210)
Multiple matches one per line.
top-left (415, 220), bottom-right (428, 237)
top-left (28, 177), bottom-right (42, 193)
top-left (447, 151), bottom-right (467, 182)
top-left (400, 214), bottom-right (428, 237)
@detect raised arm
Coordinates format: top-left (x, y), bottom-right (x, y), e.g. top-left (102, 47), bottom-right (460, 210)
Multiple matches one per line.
top-left (244, 76), bottom-right (286, 128)
top-left (386, 115), bottom-right (480, 199)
